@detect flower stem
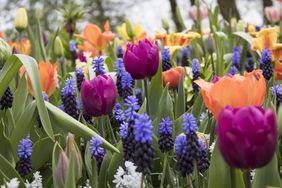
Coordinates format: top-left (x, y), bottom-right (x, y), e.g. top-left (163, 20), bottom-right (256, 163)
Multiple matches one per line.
top-left (141, 173), bottom-right (144, 188)
top-left (98, 116), bottom-right (105, 138)
top-left (188, 175), bottom-right (194, 188)
top-left (160, 154), bottom-right (168, 187)
top-left (144, 79), bottom-right (150, 116)
top-left (245, 170), bottom-right (251, 188)
top-left (210, 52), bottom-right (215, 76)
top-left (60, 57), bottom-right (65, 78)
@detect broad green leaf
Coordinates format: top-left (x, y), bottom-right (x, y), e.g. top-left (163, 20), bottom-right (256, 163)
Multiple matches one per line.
top-left (175, 72), bottom-right (185, 118)
top-left (91, 158), bottom-right (99, 188)
top-left (208, 142), bottom-right (232, 188)
top-left (231, 168), bottom-right (245, 188)
top-left (105, 56), bottom-right (114, 72)
top-left (0, 54), bottom-right (54, 140)
top-left (0, 154), bottom-right (25, 187)
top-left (84, 142), bottom-right (92, 177)
top-left (277, 107), bottom-right (282, 137)
top-left (45, 102), bottom-right (119, 153)
top-left (98, 152), bottom-right (112, 188)
top-left (12, 76), bottom-right (28, 121)
top-left (64, 154), bottom-right (76, 188)
top-left (191, 94), bottom-right (204, 119)
top-left (149, 58), bottom-right (163, 118)
top-left (253, 154), bottom-right (282, 188)
top-left (10, 101), bottom-right (37, 152)
top-left (32, 136), bottom-right (60, 170)
top-left (0, 121), bottom-right (15, 165)
top-left (108, 141), bottom-right (123, 187)
top-left (52, 142), bottom-right (62, 188)
top-left (138, 98), bottom-right (147, 114)
top-left (233, 32), bottom-right (253, 45)
top-left (158, 85), bottom-right (174, 119)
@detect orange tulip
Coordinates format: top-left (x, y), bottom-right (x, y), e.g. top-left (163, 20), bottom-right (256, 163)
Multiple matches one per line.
top-left (20, 61), bottom-right (58, 97)
top-left (194, 70), bottom-right (266, 119)
top-left (77, 20), bottom-right (115, 54)
top-left (0, 31), bottom-right (4, 38)
top-left (8, 38), bottom-right (31, 55)
top-left (162, 67), bottom-right (186, 89)
top-left (155, 32), bottom-right (201, 47)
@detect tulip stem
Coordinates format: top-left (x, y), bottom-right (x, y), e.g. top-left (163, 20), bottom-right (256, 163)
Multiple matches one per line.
top-left (98, 117), bottom-right (105, 138)
top-left (144, 79), bottom-right (150, 116)
top-left (210, 52), bottom-right (215, 76)
top-left (245, 170), bottom-right (251, 188)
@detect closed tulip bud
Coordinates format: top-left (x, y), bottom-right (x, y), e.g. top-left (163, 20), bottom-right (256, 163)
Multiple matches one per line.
top-left (230, 18), bottom-right (237, 32)
top-left (65, 133), bottom-right (82, 181)
top-left (81, 74), bottom-right (117, 117)
top-left (55, 150), bottom-right (69, 188)
top-left (161, 19), bottom-right (169, 32)
top-left (14, 8), bottom-right (28, 31)
top-left (125, 19), bottom-right (135, 40)
top-left (54, 36), bottom-right (64, 57)
top-left (0, 39), bottom-right (12, 65)
top-left (217, 106), bottom-right (277, 169)
top-left (205, 34), bottom-right (215, 54)
top-left (236, 20), bottom-right (245, 32)
top-left (124, 39), bottom-right (159, 79)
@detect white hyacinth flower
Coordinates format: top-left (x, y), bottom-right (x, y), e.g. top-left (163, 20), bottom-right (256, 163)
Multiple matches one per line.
top-left (25, 171), bottom-right (43, 188)
top-left (113, 161), bottom-right (142, 188)
top-left (1, 178), bottom-right (20, 188)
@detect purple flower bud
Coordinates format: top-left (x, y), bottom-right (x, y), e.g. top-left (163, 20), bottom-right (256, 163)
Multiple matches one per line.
top-left (217, 106), bottom-right (277, 169)
top-left (124, 39), bottom-right (159, 79)
top-left (81, 74), bottom-right (117, 117)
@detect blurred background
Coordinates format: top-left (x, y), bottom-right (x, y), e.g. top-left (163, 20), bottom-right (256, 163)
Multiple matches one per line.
top-left (0, 0), bottom-right (280, 37)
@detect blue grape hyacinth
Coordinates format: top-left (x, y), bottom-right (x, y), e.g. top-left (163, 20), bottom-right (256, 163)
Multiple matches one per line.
top-left (93, 56), bottom-right (105, 76)
top-left (17, 135), bottom-right (32, 177)
top-left (158, 117), bottom-right (174, 153)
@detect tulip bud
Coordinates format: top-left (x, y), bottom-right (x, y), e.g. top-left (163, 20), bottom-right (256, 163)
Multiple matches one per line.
top-left (161, 19), bottom-right (169, 32)
top-left (230, 18), bottom-right (237, 32)
top-left (54, 36), bottom-right (64, 57)
top-left (14, 8), bottom-right (28, 31)
top-left (35, 8), bottom-right (42, 20)
top-left (0, 39), bottom-right (12, 66)
top-left (65, 133), bottom-right (82, 181)
top-left (236, 20), bottom-right (245, 32)
top-left (125, 19), bottom-right (135, 40)
top-left (55, 150), bottom-right (69, 188)
top-left (205, 34), bottom-right (215, 54)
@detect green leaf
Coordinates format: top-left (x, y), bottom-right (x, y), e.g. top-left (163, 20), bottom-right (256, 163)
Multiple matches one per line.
top-left (191, 94), bottom-right (203, 118)
top-left (32, 136), bottom-right (60, 170)
top-left (91, 158), bottom-right (99, 188)
top-left (149, 58), bottom-right (163, 118)
top-left (158, 85), bottom-right (174, 119)
top-left (52, 142), bottom-right (62, 188)
top-left (233, 32), bottom-right (253, 45)
top-left (0, 54), bottom-right (55, 140)
top-left (84, 142), bottom-right (92, 177)
top-left (105, 56), bottom-right (114, 72)
top-left (10, 101), bottom-right (37, 152)
top-left (277, 107), bottom-right (282, 137)
top-left (0, 121), bottom-right (15, 165)
top-left (138, 98), bottom-right (147, 114)
top-left (108, 141), bottom-right (123, 187)
top-left (253, 154), bottom-right (282, 188)
top-left (64, 154), bottom-right (76, 188)
top-left (12, 76), bottom-right (28, 121)
top-left (98, 152), bottom-right (112, 188)
top-left (0, 154), bottom-right (25, 187)
top-left (45, 102), bottom-right (119, 153)
top-left (208, 142), bottom-right (232, 188)
top-left (175, 72), bottom-right (185, 118)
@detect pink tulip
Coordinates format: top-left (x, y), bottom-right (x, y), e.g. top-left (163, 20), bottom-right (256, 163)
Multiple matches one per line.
top-left (264, 6), bottom-right (280, 23)
top-left (189, 5), bottom-right (208, 21)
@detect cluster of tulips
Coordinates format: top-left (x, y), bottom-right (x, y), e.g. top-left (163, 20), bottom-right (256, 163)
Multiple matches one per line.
top-left (0, 2), bottom-right (282, 188)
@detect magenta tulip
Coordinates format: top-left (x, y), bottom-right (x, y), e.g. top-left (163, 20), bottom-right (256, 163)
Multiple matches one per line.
top-left (81, 74), bottom-right (117, 117)
top-left (217, 106), bottom-right (277, 169)
top-left (124, 38), bottom-right (159, 80)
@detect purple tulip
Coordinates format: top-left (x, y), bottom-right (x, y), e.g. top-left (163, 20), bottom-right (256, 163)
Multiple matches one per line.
top-left (124, 39), bottom-right (159, 80)
top-left (217, 106), bottom-right (277, 169)
top-left (81, 74), bottom-right (117, 117)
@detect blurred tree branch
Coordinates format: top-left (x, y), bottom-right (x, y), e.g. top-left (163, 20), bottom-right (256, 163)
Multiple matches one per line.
top-left (168, 0), bottom-right (186, 32)
top-left (217, 0), bottom-right (240, 20)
